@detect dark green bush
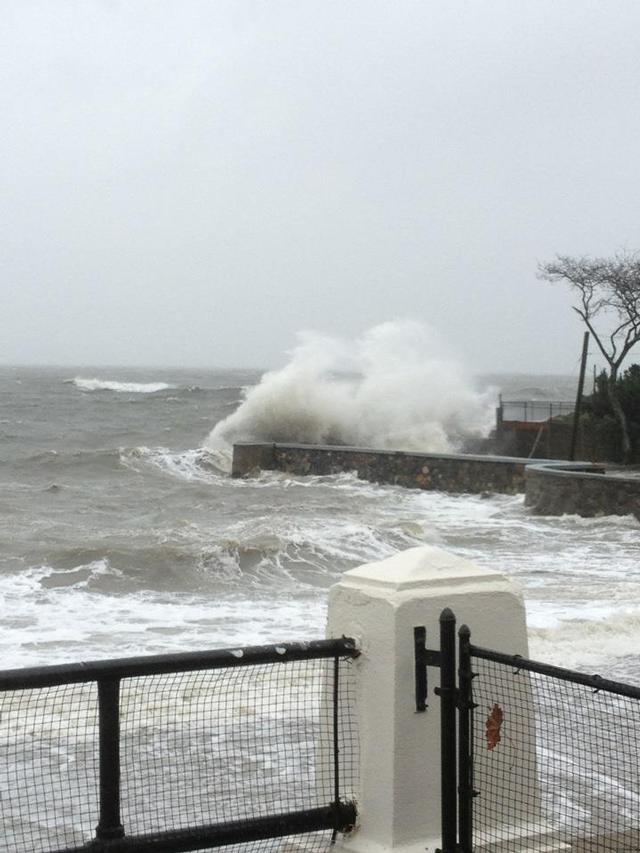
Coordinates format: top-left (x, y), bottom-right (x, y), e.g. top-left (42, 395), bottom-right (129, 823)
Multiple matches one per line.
top-left (581, 365), bottom-right (640, 462)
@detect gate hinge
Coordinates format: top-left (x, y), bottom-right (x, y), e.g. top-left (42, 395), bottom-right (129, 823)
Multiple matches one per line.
top-left (414, 626), bottom-right (441, 712)
top-left (424, 649), bottom-right (441, 667)
top-left (434, 685), bottom-right (459, 700)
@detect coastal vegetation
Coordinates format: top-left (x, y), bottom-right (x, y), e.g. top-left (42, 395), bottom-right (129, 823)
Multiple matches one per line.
top-left (579, 364), bottom-right (640, 463)
top-left (539, 253), bottom-right (640, 462)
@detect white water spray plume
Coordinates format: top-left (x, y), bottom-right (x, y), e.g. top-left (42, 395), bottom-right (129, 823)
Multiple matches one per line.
top-left (207, 321), bottom-right (494, 456)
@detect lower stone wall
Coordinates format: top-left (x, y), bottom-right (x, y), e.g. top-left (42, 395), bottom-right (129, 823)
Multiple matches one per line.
top-left (232, 442), bottom-right (640, 518)
top-left (525, 463), bottom-right (640, 519)
top-left (232, 442), bottom-right (530, 494)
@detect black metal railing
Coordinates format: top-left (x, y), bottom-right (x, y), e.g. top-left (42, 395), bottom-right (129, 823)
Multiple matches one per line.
top-left (417, 609), bottom-right (640, 852)
top-left (0, 639), bottom-right (359, 853)
top-left (499, 399), bottom-right (575, 423)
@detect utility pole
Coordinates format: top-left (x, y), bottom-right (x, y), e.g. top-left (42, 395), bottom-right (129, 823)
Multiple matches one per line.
top-left (569, 331), bottom-right (590, 461)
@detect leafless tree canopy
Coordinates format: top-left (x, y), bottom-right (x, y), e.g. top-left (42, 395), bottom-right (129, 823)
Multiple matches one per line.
top-left (539, 253), bottom-right (640, 379)
top-left (539, 253), bottom-right (640, 460)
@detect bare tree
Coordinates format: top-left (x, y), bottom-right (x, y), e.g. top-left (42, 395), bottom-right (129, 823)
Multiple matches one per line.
top-left (538, 253), bottom-right (640, 461)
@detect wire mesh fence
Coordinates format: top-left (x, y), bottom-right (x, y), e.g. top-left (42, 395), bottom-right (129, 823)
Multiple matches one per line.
top-left (0, 682), bottom-right (100, 851)
top-left (470, 654), bottom-right (640, 852)
top-left (0, 643), bottom-right (358, 853)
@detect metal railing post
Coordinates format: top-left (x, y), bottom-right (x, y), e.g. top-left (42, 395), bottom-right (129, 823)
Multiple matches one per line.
top-left (414, 626), bottom-right (427, 712)
top-left (333, 656), bottom-right (341, 805)
top-left (437, 608), bottom-right (457, 853)
top-left (95, 678), bottom-right (125, 841)
top-left (458, 624), bottom-right (474, 852)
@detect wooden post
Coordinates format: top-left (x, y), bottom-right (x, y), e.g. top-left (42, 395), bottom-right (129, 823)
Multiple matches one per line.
top-left (569, 332), bottom-right (590, 461)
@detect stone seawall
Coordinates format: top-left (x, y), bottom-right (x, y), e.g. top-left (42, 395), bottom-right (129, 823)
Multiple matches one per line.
top-left (525, 462), bottom-right (640, 519)
top-left (232, 442), bottom-right (530, 494)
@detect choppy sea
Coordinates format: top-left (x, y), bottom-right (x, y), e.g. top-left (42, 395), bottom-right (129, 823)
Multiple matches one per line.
top-left (1, 365), bottom-right (638, 682)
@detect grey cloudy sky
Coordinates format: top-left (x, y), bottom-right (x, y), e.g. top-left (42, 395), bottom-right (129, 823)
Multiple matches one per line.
top-left (2, 0), bottom-right (640, 374)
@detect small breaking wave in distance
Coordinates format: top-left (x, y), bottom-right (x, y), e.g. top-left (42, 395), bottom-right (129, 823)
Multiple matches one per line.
top-left (207, 321), bottom-right (494, 456)
top-left (71, 377), bottom-right (173, 393)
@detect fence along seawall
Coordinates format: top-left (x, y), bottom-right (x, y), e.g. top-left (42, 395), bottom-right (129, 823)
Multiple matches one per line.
top-left (232, 441), bottom-right (640, 520)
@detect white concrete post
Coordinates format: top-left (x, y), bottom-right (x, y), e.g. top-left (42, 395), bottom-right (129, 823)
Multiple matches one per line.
top-left (327, 545), bottom-right (567, 853)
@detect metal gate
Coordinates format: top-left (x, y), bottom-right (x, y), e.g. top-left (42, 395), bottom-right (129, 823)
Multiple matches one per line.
top-left (417, 609), bottom-right (640, 852)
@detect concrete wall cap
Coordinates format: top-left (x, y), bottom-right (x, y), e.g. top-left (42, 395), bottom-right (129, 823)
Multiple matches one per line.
top-left (338, 545), bottom-right (505, 591)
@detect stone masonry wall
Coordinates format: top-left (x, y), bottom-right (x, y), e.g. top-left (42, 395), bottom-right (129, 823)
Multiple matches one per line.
top-left (525, 463), bottom-right (640, 520)
top-left (232, 442), bottom-right (529, 494)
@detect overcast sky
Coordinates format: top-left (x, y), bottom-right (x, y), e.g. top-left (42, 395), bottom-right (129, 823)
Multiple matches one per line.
top-left (2, 1), bottom-right (640, 374)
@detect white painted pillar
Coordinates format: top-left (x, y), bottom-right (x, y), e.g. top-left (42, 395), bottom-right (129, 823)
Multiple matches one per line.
top-left (326, 545), bottom-right (567, 853)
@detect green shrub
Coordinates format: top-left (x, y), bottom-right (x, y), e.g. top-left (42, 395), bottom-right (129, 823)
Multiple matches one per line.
top-left (582, 365), bottom-right (640, 462)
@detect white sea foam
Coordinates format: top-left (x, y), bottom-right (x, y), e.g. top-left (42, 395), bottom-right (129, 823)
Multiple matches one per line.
top-left (528, 608), bottom-right (640, 671)
top-left (207, 321), bottom-right (494, 457)
top-left (0, 560), bottom-right (327, 668)
top-left (72, 377), bottom-right (173, 393)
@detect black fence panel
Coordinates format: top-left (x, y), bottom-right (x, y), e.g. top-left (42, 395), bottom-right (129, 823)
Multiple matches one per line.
top-left (469, 646), bottom-right (640, 852)
top-left (0, 640), bottom-right (358, 853)
top-left (422, 611), bottom-right (640, 852)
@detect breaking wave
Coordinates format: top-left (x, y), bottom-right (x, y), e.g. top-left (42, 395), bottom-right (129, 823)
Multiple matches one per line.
top-left (207, 321), bottom-right (494, 456)
top-left (72, 378), bottom-right (173, 393)
top-left (120, 446), bottom-right (228, 481)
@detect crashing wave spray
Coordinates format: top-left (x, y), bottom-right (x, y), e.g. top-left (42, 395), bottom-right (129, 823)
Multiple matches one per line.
top-left (207, 321), bottom-right (494, 457)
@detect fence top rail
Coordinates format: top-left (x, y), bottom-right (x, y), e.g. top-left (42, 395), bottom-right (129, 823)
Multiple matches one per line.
top-left (500, 400), bottom-right (575, 406)
top-left (0, 637), bottom-right (359, 692)
top-left (470, 643), bottom-right (640, 700)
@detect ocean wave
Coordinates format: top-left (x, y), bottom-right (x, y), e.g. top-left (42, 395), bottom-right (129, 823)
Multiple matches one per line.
top-left (11, 443), bottom-right (234, 480)
top-left (119, 446), bottom-right (229, 481)
top-left (193, 511), bottom-right (424, 595)
top-left (22, 559), bottom-right (124, 592)
top-left (13, 447), bottom-right (124, 474)
top-left (71, 377), bottom-right (174, 393)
